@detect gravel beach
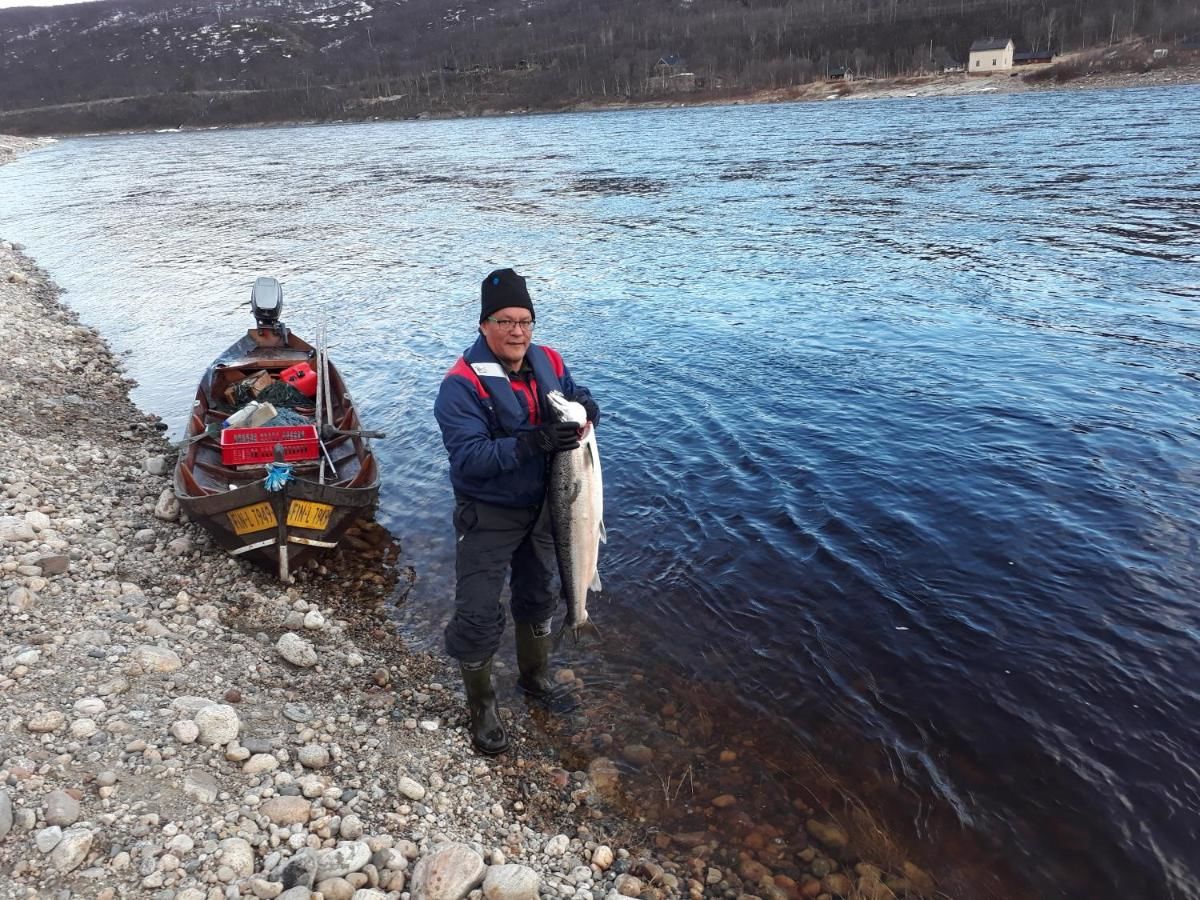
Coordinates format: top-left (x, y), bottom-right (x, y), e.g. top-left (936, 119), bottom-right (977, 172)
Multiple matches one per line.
top-left (1, 135), bottom-right (942, 900)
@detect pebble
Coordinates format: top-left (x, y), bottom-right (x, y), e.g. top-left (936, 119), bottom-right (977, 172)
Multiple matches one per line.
top-left (397, 776), bottom-right (427, 801)
top-left (25, 709), bottom-right (66, 733)
top-left (316, 841), bottom-right (373, 880)
top-left (132, 644), bottom-right (182, 673)
top-left (340, 814), bottom-right (364, 840)
top-left (484, 864), bottom-right (541, 900)
top-left (154, 486), bottom-right (180, 521)
top-left (0, 789), bottom-right (11, 839)
top-left (409, 842), bottom-right (487, 900)
top-left (220, 837), bottom-right (256, 877)
top-left (244, 752), bottom-right (281, 775)
top-left (806, 819), bottom-right (849, 849)
top-left (621, 744), bottom-right (654, 766)
top-left (591, 847), bottom-right (613, 871)
top-left (299, 744), bottom-right (330, 768)
top-left (195, 703), bottom-right (240, 745)
top-left (36, 825), bottom-right (64, 852)
top-left (262, 795), bottom-right (312, 825)
top-left (183, 770), bottom-right (219, 804)
top-left (614, 874), bottom-right (643, 897)
top-left (277, 632), bottom-right (319, 667)
top-left (316, 878), bottom-right (355, 900)
top-left (283, 703), bottom-right (313, 723)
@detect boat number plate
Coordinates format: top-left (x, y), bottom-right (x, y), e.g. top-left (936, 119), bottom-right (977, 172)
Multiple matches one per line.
top-left (287, 500), bottom-right (334, 531)
top-left (228, 502), bottom-right (278, 535)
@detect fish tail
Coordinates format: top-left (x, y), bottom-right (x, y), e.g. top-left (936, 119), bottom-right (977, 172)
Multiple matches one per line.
top-left (552, 618), bottom-right (602, 650)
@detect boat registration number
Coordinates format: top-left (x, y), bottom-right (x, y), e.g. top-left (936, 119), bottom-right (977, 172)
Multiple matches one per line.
top-left (287, 500), bottom-right (333, 531)
top-left (228, 502), bottom-right (277, 535)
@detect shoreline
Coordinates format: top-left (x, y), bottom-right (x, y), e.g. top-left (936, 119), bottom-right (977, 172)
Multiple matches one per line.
top-left (3, 65), bottom-right (1198, 140)
top-left (0, 244), bottom-right (947, 896)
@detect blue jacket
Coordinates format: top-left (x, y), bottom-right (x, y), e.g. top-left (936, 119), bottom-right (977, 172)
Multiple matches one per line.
top-left (435, 335), bottom-right (596, 508)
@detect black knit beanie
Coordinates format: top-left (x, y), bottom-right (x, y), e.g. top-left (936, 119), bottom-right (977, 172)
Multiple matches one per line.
top-left (480, 268), bottom-right (535, 323)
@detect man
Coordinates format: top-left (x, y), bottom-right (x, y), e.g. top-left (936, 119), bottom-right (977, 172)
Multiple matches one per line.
top-left (434, 268), bottom-right (600, 755)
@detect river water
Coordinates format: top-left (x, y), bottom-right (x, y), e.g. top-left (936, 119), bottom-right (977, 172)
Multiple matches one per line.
top-left (1, 87), bottom-right (1198, 898)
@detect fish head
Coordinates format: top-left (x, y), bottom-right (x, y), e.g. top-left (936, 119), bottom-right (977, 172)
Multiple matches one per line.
top-left (547, 390), bottom-right (587, 427)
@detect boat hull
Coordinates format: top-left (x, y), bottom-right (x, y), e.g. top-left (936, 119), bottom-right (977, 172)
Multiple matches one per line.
top-left (172, 322), bottom-right (381, 579)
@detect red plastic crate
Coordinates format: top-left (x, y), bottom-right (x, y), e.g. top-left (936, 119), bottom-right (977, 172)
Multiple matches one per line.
top-left (220, 425), bottom-right (319, 466)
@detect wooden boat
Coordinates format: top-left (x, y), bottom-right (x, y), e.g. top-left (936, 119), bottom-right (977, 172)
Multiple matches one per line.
top-left (173, 277), bottom-right (382, 580)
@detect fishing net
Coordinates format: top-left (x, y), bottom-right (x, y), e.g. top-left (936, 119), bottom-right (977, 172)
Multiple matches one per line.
top-left (261, 408), bottom-right (311, 427)
top-left (226, 378), bottom-right (312, 411)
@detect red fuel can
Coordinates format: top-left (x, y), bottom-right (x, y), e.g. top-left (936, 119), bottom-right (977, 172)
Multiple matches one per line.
top-left (280, 362), bottom-right (318, 398)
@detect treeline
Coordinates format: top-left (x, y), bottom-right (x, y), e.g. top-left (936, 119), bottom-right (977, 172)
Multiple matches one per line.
top-left (0, 0), bottom-right (1197, 133)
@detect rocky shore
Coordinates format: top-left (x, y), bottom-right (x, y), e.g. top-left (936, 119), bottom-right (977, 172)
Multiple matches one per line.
top-left (0, 241), bottom-right (670, 899)
top-left (1, 137), bottom-right (945, 900)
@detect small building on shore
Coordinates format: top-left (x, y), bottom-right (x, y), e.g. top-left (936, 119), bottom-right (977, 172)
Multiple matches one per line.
top-left (1014, 50), bottom-right (1054, 66)
top-left (827, 66), bottom-right (855, 81)
top-left (968, 38), bottom-right (1014, 74)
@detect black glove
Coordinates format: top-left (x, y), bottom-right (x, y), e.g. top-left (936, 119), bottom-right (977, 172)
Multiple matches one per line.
top-left (579, 395), bottom-right (601, 427)
top-left (517, 422), bottom-right (580, 458)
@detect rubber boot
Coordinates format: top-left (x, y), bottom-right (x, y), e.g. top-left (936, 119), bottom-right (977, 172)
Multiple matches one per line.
top-left (515, 619), bottom-right (578, 712)
top-left (460, 658), bottom-right (509, 755)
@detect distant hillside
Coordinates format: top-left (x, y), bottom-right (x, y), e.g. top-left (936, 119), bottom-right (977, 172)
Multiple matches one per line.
top-left (1, 0), bottom-right (1197, 133)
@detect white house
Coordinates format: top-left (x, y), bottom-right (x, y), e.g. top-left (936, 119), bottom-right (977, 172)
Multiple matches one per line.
top-left (968, 38), bottom-right (1015, 74)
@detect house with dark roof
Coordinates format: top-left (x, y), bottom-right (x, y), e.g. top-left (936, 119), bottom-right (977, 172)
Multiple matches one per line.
top-left (1014, 49), bottom-right (1054, 65)
top-left (968, 38), bottom-right (1014, 73)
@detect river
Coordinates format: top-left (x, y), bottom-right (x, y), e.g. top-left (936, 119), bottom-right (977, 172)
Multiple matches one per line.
top-left (1, 86), bottom-right (1198, 898)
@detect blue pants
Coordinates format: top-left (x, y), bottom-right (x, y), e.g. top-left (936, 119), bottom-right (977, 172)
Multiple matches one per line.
top-left (445, 494), bottom-right (558, 662)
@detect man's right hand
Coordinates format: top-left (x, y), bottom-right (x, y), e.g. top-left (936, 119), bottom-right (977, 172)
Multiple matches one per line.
top-left (518, 422), bottom-right (581, 458)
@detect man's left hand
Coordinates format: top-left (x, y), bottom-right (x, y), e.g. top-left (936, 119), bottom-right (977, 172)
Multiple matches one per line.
top-left (580, 396), bottom-right (600, 426)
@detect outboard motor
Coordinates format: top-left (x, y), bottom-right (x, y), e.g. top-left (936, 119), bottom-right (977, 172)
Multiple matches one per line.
top-left (250, 277), bottom-right (287, 340)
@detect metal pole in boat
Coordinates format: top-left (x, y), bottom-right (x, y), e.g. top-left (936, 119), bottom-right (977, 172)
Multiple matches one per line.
top-left (321, 326), bottom-right (335, 432)
top-left (315, 322), bottom-right (326, 485)
top-left (272, 444), bottom-right (291, 583)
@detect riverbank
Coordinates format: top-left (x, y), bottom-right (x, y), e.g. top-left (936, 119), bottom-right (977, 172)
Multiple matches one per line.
top-left (0, 212), bottom-right (941, 896)
top-left (3, 53), bottom-right (1199, 139)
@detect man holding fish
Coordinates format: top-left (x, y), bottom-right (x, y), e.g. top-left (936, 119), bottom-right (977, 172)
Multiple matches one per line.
top-left (434, 268), bottom-right (604, 755)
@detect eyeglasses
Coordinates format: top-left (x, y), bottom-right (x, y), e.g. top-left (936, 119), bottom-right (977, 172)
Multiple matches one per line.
top-left (485, 317), bottom-right (536, 332)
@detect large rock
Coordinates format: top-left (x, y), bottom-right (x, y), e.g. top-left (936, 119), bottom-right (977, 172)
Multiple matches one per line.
top-left (315, 841), bottom-right (372, 880)
top-left (0, 788), bottom-right (12, 838)
top-left (132, 644), bottom-right (182, 673)
top-left (410, 843), bottom-right (487, 900)
top-left (43, 791), bottom-right (80, 827)
top-left (37, 555), bottom-right (69, 576)
top-left (50, 827), bottom-right (93, 872)
top-left (194, 704), bottom-right (240, 745)
top-left (276, 632), bottom-right (319, 667)
top-left (0, 516), bottom-right (36, 543)
top-left (483, 865), bottom-right (540, 900)
top-left (262, 796), bottom-right (311, 826)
